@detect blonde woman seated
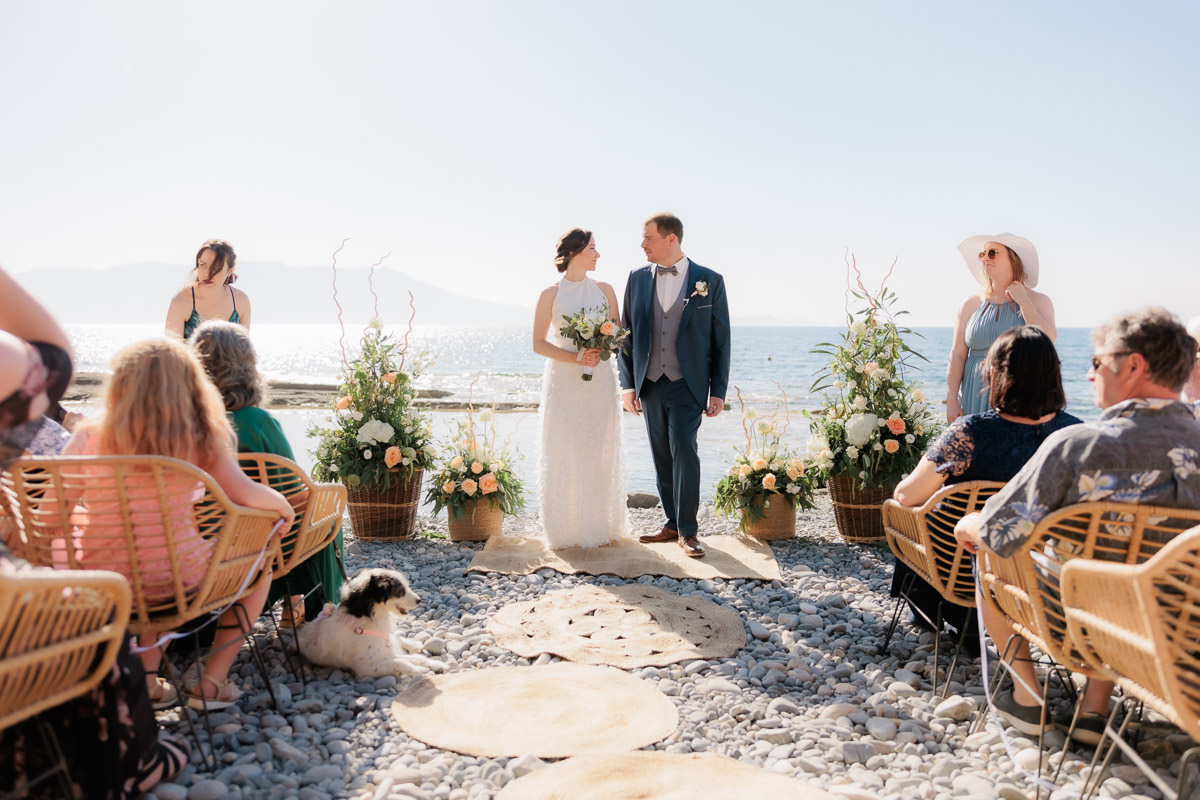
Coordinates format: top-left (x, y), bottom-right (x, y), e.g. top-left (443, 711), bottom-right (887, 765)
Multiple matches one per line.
top-left (892, 327), bottom-right (1080, 637)
top-left (191, 320), bottom-right (343, 626)
top-left (62, 339), bottom-right (294, 709)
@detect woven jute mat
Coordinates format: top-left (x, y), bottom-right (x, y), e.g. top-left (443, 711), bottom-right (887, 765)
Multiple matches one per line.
top-left (489, 584), bottom-right (747, 667)
top-left (465, 534), bottom-right (781, 581)
top-left (389, 663), bottom-right (677, 757)
top-left (495, 751), bottom-right (837, 799)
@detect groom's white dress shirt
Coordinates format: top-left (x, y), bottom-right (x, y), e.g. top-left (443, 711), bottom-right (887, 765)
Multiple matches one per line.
top-left (656, 254), bottom-right (689, 309)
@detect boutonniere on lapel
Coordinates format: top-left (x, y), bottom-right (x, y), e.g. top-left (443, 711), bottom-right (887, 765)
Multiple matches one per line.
top-left (690, 281), bottom-right (709, 299)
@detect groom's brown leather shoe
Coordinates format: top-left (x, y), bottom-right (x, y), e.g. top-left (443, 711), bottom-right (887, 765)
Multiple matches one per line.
top-left (639, 526), bottom-right (678, 543)
top-left (680, 536), bottom-right (706, 557)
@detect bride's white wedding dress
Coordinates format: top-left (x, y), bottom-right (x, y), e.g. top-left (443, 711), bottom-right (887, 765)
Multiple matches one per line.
top-left (538, 276), bottom-right (628, 548)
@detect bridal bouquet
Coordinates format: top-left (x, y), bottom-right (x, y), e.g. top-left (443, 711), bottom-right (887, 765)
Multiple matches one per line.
top-left (806, 265), bottom-right (941, 489)
top-left (559, 305), bottom-right (630, 381)
top-left (425, 407), bottom-right (525, 521)
top-left (309, 319), bottom-right (437, 490)
top-left (713, 395), bottom-right (815, 531)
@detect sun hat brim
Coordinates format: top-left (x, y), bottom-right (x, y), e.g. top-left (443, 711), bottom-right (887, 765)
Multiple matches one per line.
top-left (957, 233), bottom-right (1039, 289)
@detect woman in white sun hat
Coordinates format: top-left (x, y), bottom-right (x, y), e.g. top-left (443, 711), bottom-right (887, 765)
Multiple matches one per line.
top-left (945, 233), bottom-right (1056, 421)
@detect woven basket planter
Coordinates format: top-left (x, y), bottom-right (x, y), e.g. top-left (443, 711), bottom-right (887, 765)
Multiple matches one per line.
top-left (740, 497), bottom-right (797, 541)
top-left (345, 468), bottom-right (423, 542)
top-left (827, 475), bottom-right (893, 544)
top-left (447, 498), bottom-right (504, 542)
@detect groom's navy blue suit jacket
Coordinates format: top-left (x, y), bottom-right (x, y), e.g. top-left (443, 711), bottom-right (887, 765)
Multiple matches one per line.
top-left (618, 260), bottom-right (731, 409)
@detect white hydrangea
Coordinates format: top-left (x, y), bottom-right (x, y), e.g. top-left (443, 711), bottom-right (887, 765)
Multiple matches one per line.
top-left (843, 413), bottom-right (878, 447)
top-left (356, 419), bottom-right (395, 446)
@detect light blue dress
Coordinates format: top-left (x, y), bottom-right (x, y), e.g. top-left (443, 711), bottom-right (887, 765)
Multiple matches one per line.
top-left (959, 300), bottom-right (1025, 416)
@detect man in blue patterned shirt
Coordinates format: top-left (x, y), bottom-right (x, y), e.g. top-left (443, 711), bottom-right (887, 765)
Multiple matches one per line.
top-left (955, 308), bottom-right (1200, 742)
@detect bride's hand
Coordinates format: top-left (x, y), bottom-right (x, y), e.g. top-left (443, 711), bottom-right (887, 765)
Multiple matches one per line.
top-left (579, 348), bottom-right (601, 367)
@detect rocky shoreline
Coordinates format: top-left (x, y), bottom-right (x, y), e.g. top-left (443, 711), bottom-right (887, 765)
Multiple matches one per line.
top-left (145, 496), bottom-right (1187, 800)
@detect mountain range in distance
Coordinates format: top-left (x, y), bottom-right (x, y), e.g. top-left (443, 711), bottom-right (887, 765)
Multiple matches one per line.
top-left (16, 261), bottom-right (800, 327)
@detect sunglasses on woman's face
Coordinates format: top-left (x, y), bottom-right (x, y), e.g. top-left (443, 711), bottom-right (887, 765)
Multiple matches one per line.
top-left (977, 248), bottom-right (1003, 260)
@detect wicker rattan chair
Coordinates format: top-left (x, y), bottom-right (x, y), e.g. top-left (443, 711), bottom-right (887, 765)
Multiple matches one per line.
top-left (1061, 524), bottom-right (1200, 799)
top-left (882, 481), bottom-right (1005, 693)
top-left (0, 568), bottom-right (132, 731)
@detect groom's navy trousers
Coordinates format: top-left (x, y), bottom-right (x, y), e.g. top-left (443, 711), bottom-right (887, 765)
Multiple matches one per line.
top-left (639, 375), bottom-right (704, 538)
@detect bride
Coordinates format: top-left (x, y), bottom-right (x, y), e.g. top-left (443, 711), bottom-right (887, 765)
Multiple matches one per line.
top-left (532, 228), bottom-right (628, 548)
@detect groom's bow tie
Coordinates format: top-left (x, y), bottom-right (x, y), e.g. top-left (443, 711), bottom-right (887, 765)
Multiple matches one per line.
top-left (656, 265), bottom-right (678, 276)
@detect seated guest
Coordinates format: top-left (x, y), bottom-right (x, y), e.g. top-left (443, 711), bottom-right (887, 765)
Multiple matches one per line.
top-left (955, 308), bottom-right (1200, 742)
top-left (1184, 316), bottom-right (1200, 403)
top-left (0, 266), bottom-right (188, 796)
top-left (62, 338), bottom-right (294, 709)
top-left (892, 327), bottom-right (1081, 636)
top-left (191, 320), bottom-right (344, 624)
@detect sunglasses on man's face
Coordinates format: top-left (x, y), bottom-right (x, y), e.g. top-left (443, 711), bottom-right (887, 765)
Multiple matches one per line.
top-left (977, 248), bottom-right (1003, 260)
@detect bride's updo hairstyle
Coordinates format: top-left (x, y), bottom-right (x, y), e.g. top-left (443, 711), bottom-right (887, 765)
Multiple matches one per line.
top-left (554, 228), bottom-right (592, 273)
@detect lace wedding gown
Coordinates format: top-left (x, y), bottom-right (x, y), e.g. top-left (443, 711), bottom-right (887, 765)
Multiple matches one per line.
top-left (538, 276), bottom-right (628, 548)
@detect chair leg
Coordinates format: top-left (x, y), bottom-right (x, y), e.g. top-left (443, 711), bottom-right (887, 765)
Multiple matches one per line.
top-left (940, 617), bottom-right (973, 699)
top-left (229, 604), bottom-right (279, 710)
top-left (1178, 745), bottom-right (1200, 800)
top-left (882, 571), bottom-right (919, 653)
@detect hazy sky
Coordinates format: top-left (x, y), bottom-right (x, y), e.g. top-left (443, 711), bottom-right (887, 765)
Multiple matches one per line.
top-left (2, 1), bottom-right (1197, 326)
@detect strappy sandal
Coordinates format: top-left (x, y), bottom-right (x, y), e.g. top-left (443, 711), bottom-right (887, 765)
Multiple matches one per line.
top-left (135, 734), bottom-right (191, 791)
top-left (185, 674), bottom-right (243, 711)
top-left (148, 676), bottom-right (179, 710)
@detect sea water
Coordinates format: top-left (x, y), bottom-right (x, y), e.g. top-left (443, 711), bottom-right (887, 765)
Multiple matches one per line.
top-left (64, 323), bottom-right (1102, 504)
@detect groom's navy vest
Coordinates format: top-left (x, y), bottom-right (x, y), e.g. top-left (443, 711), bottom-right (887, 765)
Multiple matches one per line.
top-left (646, 276), bottom-right (687, 382)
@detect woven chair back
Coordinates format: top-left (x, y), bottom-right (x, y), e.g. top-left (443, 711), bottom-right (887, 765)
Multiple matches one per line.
top-left (0, 568), bottom-right (131, 730)
top-left (0, 455), bottom-right (280, 638)
top-left (1062, 524), bottom-right (1200, 741)
top-left (979, 499), bottom-right (1200, 675)
top-left (237, 453), bottom-right (346, 578)
top-left (883, 480), bottom-right (1005, 607)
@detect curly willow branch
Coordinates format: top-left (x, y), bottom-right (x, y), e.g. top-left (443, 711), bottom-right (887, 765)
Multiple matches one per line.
top-left (771, 379), bottom-right (791, 441)
top-left (363, 251), bottom-right (392, 337)
top-left (465, 371), bottom-right (480, 445)
top-left (734, 386), bottom-right (751, 452)
top-left (398, 291), bottom-right (416, 373)
top-left (329, 238), bottom-right (351, 368)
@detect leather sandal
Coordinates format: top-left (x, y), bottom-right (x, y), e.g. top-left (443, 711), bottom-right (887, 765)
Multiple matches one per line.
top-left (186, 675), bottom-right (243, 711)
top-left (147, 676), bottom-right (179, 710)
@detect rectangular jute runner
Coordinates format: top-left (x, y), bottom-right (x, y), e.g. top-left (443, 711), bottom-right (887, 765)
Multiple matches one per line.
top-left (465, 534), bottom-right (781, 581)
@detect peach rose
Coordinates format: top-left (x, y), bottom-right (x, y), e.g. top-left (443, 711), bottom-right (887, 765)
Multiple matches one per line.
top-left (738, 464), bottom-right (752, 477)
top-left (461, 478), bottom-right (478, 496)
top-left (384, 446), bottom-right (402, 468)
top-left (751, 458), bottom-right (769, 471)
top-left (442, 480), bottom-right (456, 494)
top-left (599, 320), bottom-right (616, 335)
top-left (479, 473), bottom-right (498, 494)
top-left (884, 439), bottom-right (900, 453)
top-left (886, 417), bottom-right (906, 435)
top-left (786, 466), bottom-right (800, 481)
top-left (471, 461), bottom-right (483, 475)
top-left (449, 456), bottom-right (464, 470)
top-left (336, 396), bottom-right (350, 410)
top-left (382, 372), bottom-right (397, 385)
top-left (863, 362), bottom-right (879, 375)
top-left (762, 473), bottom-right (777, 490)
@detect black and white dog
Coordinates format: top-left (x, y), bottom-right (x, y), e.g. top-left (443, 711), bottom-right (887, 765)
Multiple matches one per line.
top-left (296, 569), bottom-right (443, 678)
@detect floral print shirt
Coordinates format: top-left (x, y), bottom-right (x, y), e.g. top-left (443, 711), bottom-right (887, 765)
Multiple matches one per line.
top-left (979, 398), bottom-right (1200, 558)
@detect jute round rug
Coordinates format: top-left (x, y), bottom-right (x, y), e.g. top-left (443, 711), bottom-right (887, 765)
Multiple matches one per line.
top-left (495, 751), bottom-right (838, 799)
top-left (389, 663), bottom-right (678, 757)
top-left (488, 584), bottom-right (746, 667)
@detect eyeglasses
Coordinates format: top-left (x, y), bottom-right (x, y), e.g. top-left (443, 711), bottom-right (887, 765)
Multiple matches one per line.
top-left (977, 248), bottom-right (1004, 260)
top-left (1090, 351), bottom-right (1132, 371)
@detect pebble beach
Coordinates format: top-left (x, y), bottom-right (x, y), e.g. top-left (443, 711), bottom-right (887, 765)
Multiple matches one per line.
top-left (146, 495), bottom-right (1191, 800)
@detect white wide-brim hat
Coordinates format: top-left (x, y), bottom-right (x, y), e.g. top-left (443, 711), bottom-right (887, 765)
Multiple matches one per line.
top-left (956, 233), bottom-right (1039, 288)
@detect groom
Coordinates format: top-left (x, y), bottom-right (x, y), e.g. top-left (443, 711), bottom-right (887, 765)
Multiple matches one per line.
top-left (619, 213), bottom-right (731, 558)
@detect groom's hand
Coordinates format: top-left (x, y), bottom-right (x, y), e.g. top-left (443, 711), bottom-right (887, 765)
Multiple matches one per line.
top-left (622, 392), bottom-right (641, 416)
top-left (705, 398), bottom-right (724, 418)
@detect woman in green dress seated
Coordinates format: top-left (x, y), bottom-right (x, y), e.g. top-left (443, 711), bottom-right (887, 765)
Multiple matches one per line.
top-left (191, 320), bottom-right (343, 625)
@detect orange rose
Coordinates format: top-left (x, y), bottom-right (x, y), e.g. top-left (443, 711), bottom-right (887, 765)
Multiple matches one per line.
top-left (886, 417), bottom-right (906, 435)
top-left (479, 473), bottom-right (498, 494)
top-left (382, 372), bottom-right (397, 385)
top-left (384, 446), bottom-right (402, 468)
top-left (336, 396), bottom-right (350, 409)
top-left (762, 473), bottom-right (777, 490)
top-left (785, 467), bottom-right (800, 481)
top-left (461, 478), bottom-right (478, 496)
top-left (600, 320), bottom-right (616, 335)
top-left (884, 439), bottom-right (900, 453)
top-left (442, 480), bottom-right (456, 494)
top-left (470, 461), bottom-right (484, 475)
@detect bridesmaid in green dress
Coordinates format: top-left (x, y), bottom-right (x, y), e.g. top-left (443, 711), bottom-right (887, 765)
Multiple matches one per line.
top-left (190, 320), bottom-right (344, 624)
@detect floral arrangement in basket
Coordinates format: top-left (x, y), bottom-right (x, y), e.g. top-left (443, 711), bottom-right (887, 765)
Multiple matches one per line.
top-left (559, 305), bottom-right (630, 381)
top-left (424, 403), bottom-right (525, 521)
top-left (713, 388), bottom-right (816, 531)
top-left (309, 315), bottom-right (436, 490)
top-left (806, 259), bottom-right (942, 489)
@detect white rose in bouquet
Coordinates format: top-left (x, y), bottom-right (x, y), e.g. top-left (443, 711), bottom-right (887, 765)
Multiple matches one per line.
top-left (356, 419), bottom-right (396, 445)
top-left (844, 413), bottom-right (878, 447)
